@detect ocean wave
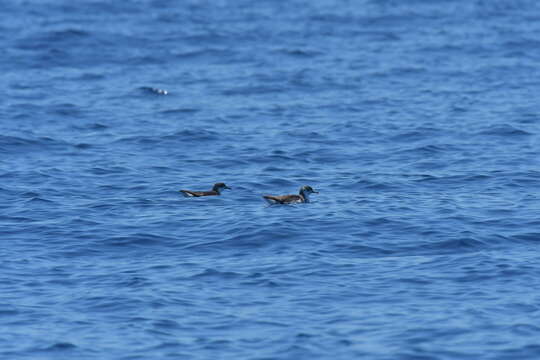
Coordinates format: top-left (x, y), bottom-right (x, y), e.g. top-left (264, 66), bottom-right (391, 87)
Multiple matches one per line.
top-left (15, 29), bottom-right (91, 50)
top-left (511, 232), bottom-right (540, 243)
top-left (40, 342), bottom-right (77, 352)
top-left (173, 48), bottom-right (236, 60)
top-left (102, 233), bottom-right (175, 248)
top-left (159, 108), bottom-right (201, 115)
top-left (113, 129), bottom-right (221, 146)
top-left (0, 135), bottom-right (69, 152)
top-left (273, 48), bottom-right (324, 58)
top-left (394, 144), bottom-right (460, 156)
top-left (189, 268), bottom-right (243, 280)
top-left (139, 87), bottom-right (169, 95)
top-left (222, 85), bottom-right (287, 96)
top-left (389, 127), bottom-right (445, 143)
top-left (475, 124), bottom-right (532, 137)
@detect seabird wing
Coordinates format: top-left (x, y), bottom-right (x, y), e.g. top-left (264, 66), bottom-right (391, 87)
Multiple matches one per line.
top-left (180, 190), bottom-right (201, 197)
top-left (263, 195), bottom-right (283, 204)
top-left (263, 194), bottom-right (302, 204)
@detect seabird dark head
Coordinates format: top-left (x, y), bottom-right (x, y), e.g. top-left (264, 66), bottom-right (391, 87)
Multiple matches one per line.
top-left (300, 185), bottom-right (318, 194)
top-left (213, 183), bottom-right (232, 192)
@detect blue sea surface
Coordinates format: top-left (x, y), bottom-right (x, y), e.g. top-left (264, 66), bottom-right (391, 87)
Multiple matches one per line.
top-left (2, 0), bottom-right (540, 359)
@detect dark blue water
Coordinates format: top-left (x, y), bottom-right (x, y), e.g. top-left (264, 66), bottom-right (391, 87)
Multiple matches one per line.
top-left (2, 1), bottom-right (540, 359)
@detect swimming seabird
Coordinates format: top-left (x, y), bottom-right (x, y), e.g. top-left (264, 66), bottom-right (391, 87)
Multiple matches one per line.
top-left (179, 183), bottom-right (231, 197)
top-left (263, 185), bottom-right (318, 204)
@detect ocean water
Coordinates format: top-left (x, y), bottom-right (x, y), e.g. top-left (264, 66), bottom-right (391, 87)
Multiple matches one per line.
top-left (2, 0), bottom-right (540, 359)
